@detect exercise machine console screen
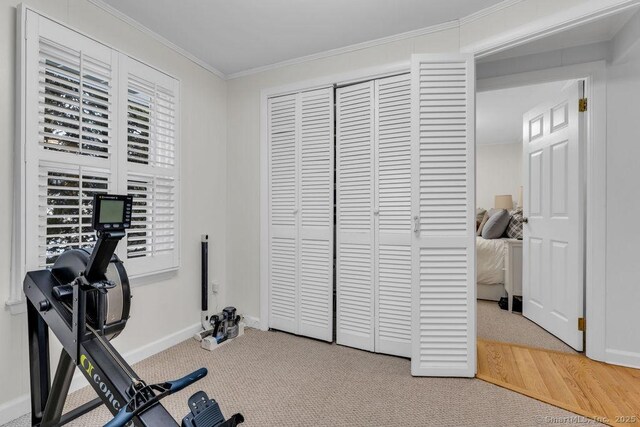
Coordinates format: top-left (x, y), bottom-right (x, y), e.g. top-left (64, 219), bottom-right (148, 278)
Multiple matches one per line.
top-left (24, 194), bottom-right (243, 427)
top-left (92, 194), bottom-right (132, 231)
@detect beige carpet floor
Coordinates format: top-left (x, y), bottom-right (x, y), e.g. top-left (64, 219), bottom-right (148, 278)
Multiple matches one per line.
top-left (5, 323), bottom-right (596, 427)
top-left (476, 299), bottom-right (577, 354)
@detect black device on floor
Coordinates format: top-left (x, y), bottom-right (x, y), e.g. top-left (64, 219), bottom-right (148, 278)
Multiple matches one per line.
top-left (498, 296), bottom-right (523, 313)
top-left (512, 296), bottom-right (523, 313)
top-left (24, 194), bottom-right (244, 427)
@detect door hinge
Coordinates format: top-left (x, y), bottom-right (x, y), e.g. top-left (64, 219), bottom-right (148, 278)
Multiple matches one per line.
top-left (578, 98), bottom-right (588, 112)
top-left (578, 317), bottom-right (586, 332)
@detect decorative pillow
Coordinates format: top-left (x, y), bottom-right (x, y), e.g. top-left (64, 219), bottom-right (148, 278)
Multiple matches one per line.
top-left (506, 207), bottom-right (524, 239)
top-left (477, 208), bottom-right (500, 236)
top-left (476, 212), bottom-right (489, 236)
top-left (482, 209), bottom-right (511, 239)
top-left (476, 208), bottom-right (487, 230)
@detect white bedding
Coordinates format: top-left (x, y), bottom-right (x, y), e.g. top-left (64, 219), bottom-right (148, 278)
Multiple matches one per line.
top-left (476, 237), bottom-right (506, 285)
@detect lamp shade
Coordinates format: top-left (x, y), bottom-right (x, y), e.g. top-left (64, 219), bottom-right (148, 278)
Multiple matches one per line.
top-left (495, 194), bottom-right (513, 210)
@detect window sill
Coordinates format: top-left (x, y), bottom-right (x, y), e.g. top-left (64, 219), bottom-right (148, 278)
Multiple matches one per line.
top-left (5, 298), bottom-right (27, 315)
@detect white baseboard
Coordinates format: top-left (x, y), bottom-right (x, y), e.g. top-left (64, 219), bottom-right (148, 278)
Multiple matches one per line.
top-left (243, 315), bottom-right (262, 330)
top-left (605, 348), bottom-right (640, 369)
top-left (0, 322), bottom-right (201, 425)
top-left (0, 395), bottom-right (30, 426)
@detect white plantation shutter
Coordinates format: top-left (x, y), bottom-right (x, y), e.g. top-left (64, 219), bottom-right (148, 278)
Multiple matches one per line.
top-left (126, 175), bottom-right (177, 259)
top-left (375, 74), bottom-right (412, 358)
top-left (23, 12), bottom-right (116, 271)
top-left (119, 56), bottom-right (180, 276)
top-left (20, 10), bottom-right (180, 285)
top-left (411, 54), bottom-right (476, 377)
top-left (298, 88), bottom-right (334, 341)
top-left (37, 31), bottom-right (114, 160)
top-left (35, 163), bottom-right (110, 267)
top-left (336, 81), bottom-right (376, 351)
top-left (267, 89), bottom-right (334, 341)
top-left (268, 93), bottom-right (298, 333)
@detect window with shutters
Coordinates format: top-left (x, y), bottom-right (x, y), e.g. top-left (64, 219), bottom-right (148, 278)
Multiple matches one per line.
top-left (12, 9), bottom-right (180, 306)
top-left (119, 57), bottom-right (180, 276)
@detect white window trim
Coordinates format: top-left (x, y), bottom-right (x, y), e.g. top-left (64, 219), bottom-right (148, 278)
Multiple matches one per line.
top-left (8, 5), bottom-right (181, 313)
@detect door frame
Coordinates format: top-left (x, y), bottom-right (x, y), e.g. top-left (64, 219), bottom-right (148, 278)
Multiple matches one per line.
top-left (476, 60), bottom-right (607, 362)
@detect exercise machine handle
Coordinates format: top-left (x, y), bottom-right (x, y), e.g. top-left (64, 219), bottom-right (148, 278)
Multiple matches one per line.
top-left (167, 367), bottom-right (207, 394)
top-left (103, 368), bottom-right (208, 427)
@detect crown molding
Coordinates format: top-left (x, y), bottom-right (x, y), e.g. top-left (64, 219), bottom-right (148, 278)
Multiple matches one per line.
top-left (226, 20), bottom-right (459, 80)
top-left (466, 0), bottom-right (640, 59)
top-left (85, 0), bottom-right (226, 79)
top-left (459, 0), bottom-right (524, 25)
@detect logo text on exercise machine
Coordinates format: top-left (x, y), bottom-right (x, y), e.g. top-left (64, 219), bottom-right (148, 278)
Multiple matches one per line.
top-left (80, 354), bottom-right (122, 410)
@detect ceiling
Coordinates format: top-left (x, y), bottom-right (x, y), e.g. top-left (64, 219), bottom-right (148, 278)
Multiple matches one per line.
top-left (99, 0), bottom-right (503, 76)
top-left (476, 81), bottom-right (568, 146)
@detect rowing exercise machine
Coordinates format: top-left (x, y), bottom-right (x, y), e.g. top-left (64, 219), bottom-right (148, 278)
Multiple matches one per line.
top-left (24, 194), bottom-right (244, 427)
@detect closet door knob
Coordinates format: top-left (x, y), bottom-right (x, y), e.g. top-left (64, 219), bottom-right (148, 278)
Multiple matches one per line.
top-left (522, 217), bottom-right (529, 223)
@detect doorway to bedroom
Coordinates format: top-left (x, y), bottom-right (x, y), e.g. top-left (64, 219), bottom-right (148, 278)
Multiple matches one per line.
top-left (475, 80), bottom-right (584, 355)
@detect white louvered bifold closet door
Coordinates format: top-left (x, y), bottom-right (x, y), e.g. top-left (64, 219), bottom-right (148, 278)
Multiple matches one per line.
top-left (411, 54), bottom-right (476, 377)
top-left (375, 74), bottom-right (413, 358)
top-left (268, 93), bottom-right (299, 333)
top-left (267, 88), bottom-right (334, 341)
top-left (336, 81), bottom-right (376, 351)
top-left (298, 88), bottom-right (334, 341)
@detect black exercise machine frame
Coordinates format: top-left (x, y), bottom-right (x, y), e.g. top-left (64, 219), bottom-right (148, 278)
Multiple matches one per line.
top-left (25, 228), bottom-right (179, 426)
top-left (25, 194), bottom-right (243, 427)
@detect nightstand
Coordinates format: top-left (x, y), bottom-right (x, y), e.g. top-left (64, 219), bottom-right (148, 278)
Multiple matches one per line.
top-left (504, 238), bottom-right (523, 312)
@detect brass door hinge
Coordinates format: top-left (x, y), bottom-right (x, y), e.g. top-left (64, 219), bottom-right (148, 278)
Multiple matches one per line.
top-left (579, 98), bottom-right (588, 112)
top-left (578, 317), bottom-right (586, 332)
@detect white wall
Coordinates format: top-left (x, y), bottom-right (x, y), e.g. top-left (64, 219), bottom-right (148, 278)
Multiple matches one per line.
top-left (476, 143), bottom-right (522, 211)
top-left (604, 8), bottom-right (640, 367)
top-left (225, 0), bottom-right (594, 320)
top-left (0, 0), bottom-right (226, 421)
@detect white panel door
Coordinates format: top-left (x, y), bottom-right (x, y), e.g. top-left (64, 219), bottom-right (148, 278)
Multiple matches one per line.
top-left (336, 81), bottom-right (376, 351)
top-left (522, 81), bottom-right (584, 351)
top-left (411, 54), bottom-right (476, 377)
top-left (375, 75), bottom-right (413, 358)
top-left (298, 88), bottom-right (334, 342)
top-left (268, 94), bottom-right (299, 334)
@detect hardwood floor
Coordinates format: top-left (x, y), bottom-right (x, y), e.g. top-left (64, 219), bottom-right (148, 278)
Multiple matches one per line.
top-left (477, 339), bottom-right (640, 427)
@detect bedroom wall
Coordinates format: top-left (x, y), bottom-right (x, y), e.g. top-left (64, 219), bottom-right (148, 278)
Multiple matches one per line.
top-left (225, 0), bottom-right (621, 322)
top-left (603, 8), bottom-right (640, 367)
top-left (0, 0), bottom-right (227, 422)
top-left (476, 143), bottom-right (522, 211)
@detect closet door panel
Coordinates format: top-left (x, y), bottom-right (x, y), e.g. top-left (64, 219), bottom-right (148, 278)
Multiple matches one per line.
top-left (375, 74), bottom-right (413, 357)
top-left (411, 54), bottom-right (476, 377)
top-left (336, 82), bottom-right (376, 351)
top-left (268, 94), bottom-right (299, 333)
top-left (298, 88), bottom-right (334, 341)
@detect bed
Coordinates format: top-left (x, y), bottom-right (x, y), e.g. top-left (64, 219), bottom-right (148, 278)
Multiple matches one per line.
top-left (476, 236), bottom-right (507, 301)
